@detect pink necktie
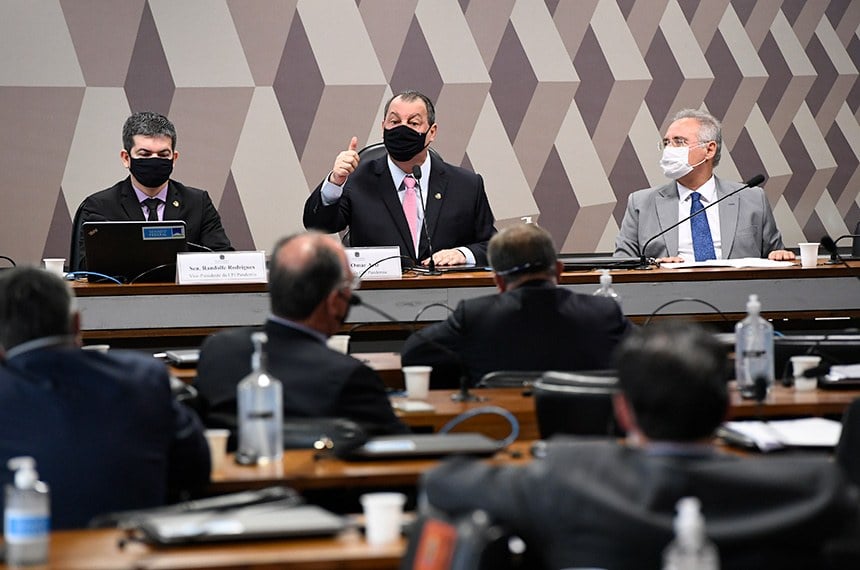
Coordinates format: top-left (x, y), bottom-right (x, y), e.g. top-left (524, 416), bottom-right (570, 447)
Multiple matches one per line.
top-left (402, 175), bottom-right (419, 254)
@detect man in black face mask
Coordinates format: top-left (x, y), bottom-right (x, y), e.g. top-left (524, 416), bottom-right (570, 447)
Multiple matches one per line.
top-left (74, 111), bottom-right (233, 272)
top-left (303, 90), bottom-right (496, 267)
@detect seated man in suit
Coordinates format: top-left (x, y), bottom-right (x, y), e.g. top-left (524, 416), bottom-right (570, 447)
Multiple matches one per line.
top-left (401, 223), bottom-right (632, 388)
top-left (0, 267), bottom-right (210, 529)
top-left (303, 90), bottom-right (496, 267)
top-left (74, 111), bottom-right (233, 270)
top-left (195, 231), bottom-right (408, 435)
top-left (614, 108), bottom-right (795, 263)
top-left (422, 321), bottom-right (859, 569)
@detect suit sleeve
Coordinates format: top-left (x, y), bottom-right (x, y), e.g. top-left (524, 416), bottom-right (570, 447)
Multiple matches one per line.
top-left (337, 363), bottom-right (410, 435)
top-left (167, 399), bottom-right (211, 499)
top-left (614, 192), bottom-right (642, 257)
top-left (463, 175), bottom-right (495, 265)
top-left (197, 190), bottom-right (233, 251)
top-left (303, 180), bottom-right (351, 233)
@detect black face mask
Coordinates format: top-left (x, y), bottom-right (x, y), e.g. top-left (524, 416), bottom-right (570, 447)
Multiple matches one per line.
top-left (129, 156), bottom-right (174, 188)
top-left (383, 125), bottom-right (430, 162)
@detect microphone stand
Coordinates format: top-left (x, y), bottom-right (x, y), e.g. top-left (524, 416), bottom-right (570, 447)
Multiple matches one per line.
top-left (634, 174), bottom-right (766, 269)
top-left (411, 165), bottom-right (441, 275)
top-left (822, 234), bottom-right (860, 264)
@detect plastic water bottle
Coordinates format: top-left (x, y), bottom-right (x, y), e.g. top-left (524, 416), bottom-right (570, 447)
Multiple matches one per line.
top-left (237, 332), bottom-right (283, 464)
top-left (734, 294), bottom-right (774, 399)
top-left (662, 497), bottom-right (719, 570)
top-left (4, 457), bottom-right (50, 566)
top-left (593, 269), bottom-right (622, 307)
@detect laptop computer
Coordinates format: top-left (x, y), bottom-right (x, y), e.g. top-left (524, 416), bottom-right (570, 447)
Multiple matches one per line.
top-left (346, 433), bottom-right (502, 460)
top-left (558, 253), bottom-right (641, 271)
top-left (134, 502), bottom-right (347, 545)
top-left (82, 220), bottom-right (188, 283)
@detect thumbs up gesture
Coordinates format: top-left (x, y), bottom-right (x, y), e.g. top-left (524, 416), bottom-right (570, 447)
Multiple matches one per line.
top-left (329, 137), bottom-right (360, 186)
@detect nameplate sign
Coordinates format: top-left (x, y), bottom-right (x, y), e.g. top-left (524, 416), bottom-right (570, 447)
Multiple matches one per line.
top-left (346, 246), bottom-right (402, 280)
top-left (177, 251), bottom-right (267, 284)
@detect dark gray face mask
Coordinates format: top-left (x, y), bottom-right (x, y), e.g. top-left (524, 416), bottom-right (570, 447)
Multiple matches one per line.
top-left (383, 125), bottom-right (429, 162)
top-left (129, 156), bottom-right (173, 188)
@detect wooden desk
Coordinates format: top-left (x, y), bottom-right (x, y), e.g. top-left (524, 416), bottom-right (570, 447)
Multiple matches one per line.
top-left (209, 440), bottom-right (532, 495)
top-left (393, 385), bottom-right (860, 442)
top-left (73, 262), bottom-right (860, 341)
top-left (0, 527), bottom-right (404, 570)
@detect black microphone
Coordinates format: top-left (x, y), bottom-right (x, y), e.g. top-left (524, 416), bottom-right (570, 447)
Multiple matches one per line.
top-left (411, 165), bottom-right (441, 276)
top-left (187, 242), bottom-right (214, 253)
top-left (636, 174), bottom-right (766, 269)
top-left (821, 234), bottom-right (860, 264)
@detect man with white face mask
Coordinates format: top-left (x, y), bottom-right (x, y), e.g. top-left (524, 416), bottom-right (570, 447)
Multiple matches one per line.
top-left (614, 109), bottom-right (794, 263)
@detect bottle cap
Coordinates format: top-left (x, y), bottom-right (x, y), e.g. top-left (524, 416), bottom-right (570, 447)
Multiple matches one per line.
top-left (600, 269), bottom-right (612, 286)
top-left (7, 456), bottom-right (38, 489)
top-left (746, 294), bottom-right (761, 314)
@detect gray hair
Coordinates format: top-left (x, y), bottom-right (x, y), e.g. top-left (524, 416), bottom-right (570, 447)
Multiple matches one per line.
top-left (672, 108), bottom-right (722, 166)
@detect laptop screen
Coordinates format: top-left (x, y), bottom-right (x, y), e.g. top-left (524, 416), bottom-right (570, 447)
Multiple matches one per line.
top-left (82, 220), bottom-right (188, 283)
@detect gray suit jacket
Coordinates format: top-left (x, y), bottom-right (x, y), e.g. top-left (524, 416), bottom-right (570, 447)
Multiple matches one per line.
top-left (614, 176), bottom-right (785, 259)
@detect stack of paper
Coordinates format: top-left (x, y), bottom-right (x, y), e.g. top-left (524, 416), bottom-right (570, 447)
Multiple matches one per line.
top-left (720, 417), bottom-right (842, 452)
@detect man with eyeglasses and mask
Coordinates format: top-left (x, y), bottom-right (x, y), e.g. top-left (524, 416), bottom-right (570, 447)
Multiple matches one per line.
top-left (614, 108), bottom-right (794, 263)
top-left (74, 111), bottom-right (233, 271)
top-left (303, 90), bottom-right (496, 267)
top-left (195, 231), bottom-right (408, 436)
top-left (401, 223), bottom-right (632, 388)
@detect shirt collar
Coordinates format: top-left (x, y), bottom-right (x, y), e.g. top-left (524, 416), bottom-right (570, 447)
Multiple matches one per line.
top-left (677, 175), bottom-right (716, 203)
top-left (4, 335), bottom-right (77, 361)
top-left (267, 315), bottom-right (328, 345)
top-left (388, 154), bottom-right (430, 191)
top-left (132, 184), bottom-right (169, 204)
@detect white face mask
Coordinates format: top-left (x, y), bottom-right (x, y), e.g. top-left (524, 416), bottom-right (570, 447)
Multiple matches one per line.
top-left (660, 144), bottom-right (706, 180)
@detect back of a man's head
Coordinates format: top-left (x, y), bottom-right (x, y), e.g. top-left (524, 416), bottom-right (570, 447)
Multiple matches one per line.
top-left (488, 224), bottom-right (557, 286)
top-left (0, 267), bottom-right (74, 351)
top-left (616, 321), bottom-right (728, 442)
top-left (268, 232), bottom-right (345, 321)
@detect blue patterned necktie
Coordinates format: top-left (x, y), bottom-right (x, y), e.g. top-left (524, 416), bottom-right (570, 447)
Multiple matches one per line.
top-left (690, 192), bottom-right (716, 261)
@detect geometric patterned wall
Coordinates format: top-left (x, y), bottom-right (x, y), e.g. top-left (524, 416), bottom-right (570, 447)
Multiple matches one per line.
top-left (1, 0), bottom-right (858, 266)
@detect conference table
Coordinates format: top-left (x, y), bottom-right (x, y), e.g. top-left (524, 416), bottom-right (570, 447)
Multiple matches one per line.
top-left (0, 527), bottom-right (405, 570)
top-left (72, 261), bottom-right (860, 344)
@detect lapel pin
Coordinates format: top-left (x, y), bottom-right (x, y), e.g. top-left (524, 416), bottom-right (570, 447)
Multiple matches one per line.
top-left (172, 200), bottom-right (179, 208)
top-left (434, 193), bottom-right (441, 200)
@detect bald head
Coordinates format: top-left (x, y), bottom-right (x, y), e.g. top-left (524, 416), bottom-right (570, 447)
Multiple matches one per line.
top-left (269, 232), bottom-right (349, 320)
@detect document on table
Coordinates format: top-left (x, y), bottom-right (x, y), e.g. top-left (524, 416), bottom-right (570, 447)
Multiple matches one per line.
top-left (720, 417), bottom-right (842, 452)
top-left (660, 258), bottom-right (795, 269)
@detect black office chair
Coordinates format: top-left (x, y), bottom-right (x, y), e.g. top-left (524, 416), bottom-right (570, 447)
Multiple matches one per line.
top-left (68, 200), bottom-right (86, 272)
top-left (477, 370), bottom-right (544, 389)
top-left (532, 370), bottom-right (623, 439)
top-left (836, 397), bottom-right (860, 487)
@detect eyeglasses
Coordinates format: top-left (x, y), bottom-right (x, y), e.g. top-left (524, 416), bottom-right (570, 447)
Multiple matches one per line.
top-left (659, 137), bottom-right (710, 151)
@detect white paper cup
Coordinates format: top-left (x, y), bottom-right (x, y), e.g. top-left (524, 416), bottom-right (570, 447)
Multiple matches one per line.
top-left (360, 492), bottom-right (405, 545)
top-left (798, 242), bottom-right (819, 268)
top-left (204, 429), bottom-right (230, 473)
top-left (43, 258), bottom-right (66, 276)
top-left (791, 355), bottom-right (822, 391)
top-left (402, 365), bottom-right (432, 400)
top-left (326, 334), bottom-right (350, 354)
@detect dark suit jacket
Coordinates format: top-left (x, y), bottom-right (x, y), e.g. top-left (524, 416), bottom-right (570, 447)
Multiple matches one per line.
top-left (195, 320), bottom-right (408, 435)
top-left (400, 281), bottom-right (633, 388)
top-left (614, 176), bottom-right (785, 259)
top-left (75, 177), bottom-right (233, 270)
top-left (425, 439), bottom-right (860, 570)
top-left (0, 346), bottom-right (210, 529)
top-left (303, 154), bottom-right (496, 265)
